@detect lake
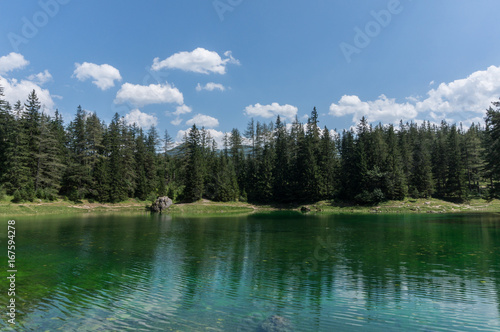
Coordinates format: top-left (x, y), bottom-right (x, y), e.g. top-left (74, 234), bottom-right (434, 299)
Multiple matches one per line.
top-left (2, 212), bottom-right (500, 331)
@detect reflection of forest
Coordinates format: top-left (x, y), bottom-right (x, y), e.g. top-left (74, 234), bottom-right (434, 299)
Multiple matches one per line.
top-left (3, 213), bottom-right (500, 330)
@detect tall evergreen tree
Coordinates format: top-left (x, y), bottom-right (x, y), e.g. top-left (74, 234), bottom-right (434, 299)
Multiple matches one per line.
top-left (184, 125), bottom-right (204, 202)
top-left (485, 100), bottom-right (500, 196)
top-left (273, 115), bottom-right (291, 202)
top-left (445, 125), bottom-right (466, 198)
top-left (2, 101), bottom-right (30, 194)
top-left (384, 124), bottom-right (407, 200)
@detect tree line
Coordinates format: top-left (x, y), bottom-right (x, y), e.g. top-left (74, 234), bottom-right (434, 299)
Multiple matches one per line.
top-left (0, 87), bottom-right (499, 204)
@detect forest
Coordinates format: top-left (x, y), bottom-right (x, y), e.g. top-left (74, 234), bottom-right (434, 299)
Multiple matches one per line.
top-left (0, 86), bottom-right (499, 205)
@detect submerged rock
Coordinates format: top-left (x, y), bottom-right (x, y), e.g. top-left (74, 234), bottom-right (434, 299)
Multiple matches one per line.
top-left (258, 315), bottom-right (293, 332)
top-left (150, 196), bottom-right (172, 213)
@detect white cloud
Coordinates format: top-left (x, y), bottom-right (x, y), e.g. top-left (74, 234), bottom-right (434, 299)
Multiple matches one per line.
top-left (196, 82), bottom-right (226, 92)
top-left (115, 82), bottom-right (184, 107)
top-left (73, 62), bottom-right (122, 90)
top-left (171, 117), bottom-right (183, 126)
top-left (152, 48), bottom-right (239, 74)
top-left (176, 128), bottom-right (225, 147)
top-left (329, 94), bottom-right (417, 123)
top-left (416, 65), bottom-right (500, 115)
top-left (244, 103), bottom-right (298, 121)
top-left (329, 65), bottom-right (500, 126)
top-left (123, 109), bottom-right (158, 129)
top-left (168, 105), bottom-right (192, 126)
top-left (0, 53), bottom-right (29, 74)
top-left (27, 70), bottom-right (52, 85)
top-left (186, 113), bottom-right (220, 128)
top-left (0, 75), bottom-right (55, 111)
top-left (174, 104), bottom-right (192, 116)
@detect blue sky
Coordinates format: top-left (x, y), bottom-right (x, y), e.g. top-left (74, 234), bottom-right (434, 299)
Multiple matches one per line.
top-left (1, 0), bottom-right (500, 144)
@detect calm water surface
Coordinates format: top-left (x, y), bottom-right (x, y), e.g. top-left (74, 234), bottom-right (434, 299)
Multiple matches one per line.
top-left (2, 212), bottom-right (500, 331)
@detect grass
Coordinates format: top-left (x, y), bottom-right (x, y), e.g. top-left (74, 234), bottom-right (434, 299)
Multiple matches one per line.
top-left (304, 198), bottom-right (500, 215)
top-left (1, 195), bottom-right (499, 217)
top-left (0, 197), bottom-right (150, 216)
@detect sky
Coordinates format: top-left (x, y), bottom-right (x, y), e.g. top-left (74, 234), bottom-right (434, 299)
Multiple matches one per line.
top-left (1, 0), bottom-right (500, 145)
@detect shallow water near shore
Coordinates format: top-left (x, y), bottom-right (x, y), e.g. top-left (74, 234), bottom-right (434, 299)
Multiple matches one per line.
top-left (2, 212), bottom-right (500, 331)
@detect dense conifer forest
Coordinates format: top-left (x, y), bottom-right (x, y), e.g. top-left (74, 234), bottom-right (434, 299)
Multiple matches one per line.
top-left (0, 87), bottom-right (499, 204)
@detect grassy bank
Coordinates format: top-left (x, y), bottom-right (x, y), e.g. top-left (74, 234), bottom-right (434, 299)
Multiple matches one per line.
top-left (303, 198), bottom-right (500, 214)
top-left (1, 195), bottom-right (499, 217)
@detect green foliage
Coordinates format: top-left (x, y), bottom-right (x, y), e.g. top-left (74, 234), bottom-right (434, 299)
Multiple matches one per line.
top-left (0, 185), bottom-right (5, 201)
top-left (0, 86), bottom-right (498, 206)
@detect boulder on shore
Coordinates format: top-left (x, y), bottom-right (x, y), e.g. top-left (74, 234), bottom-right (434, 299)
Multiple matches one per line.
top-left (150, 196), bottom-right (173, 213)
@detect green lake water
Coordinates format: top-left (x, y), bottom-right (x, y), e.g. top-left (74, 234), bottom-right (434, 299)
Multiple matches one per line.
top-left (2, 212), bottom-right (500, 331)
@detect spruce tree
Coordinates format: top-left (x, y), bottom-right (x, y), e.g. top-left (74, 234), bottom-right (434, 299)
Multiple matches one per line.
top-left (184, 125), bottom-right (204, 202)
top-left (445, 125), bottom-right (465, 199)
top-left (485, 101), bottom-right (500, 196)
top-left (273, 116), bottom-right (291, 202)
top-left (2, 101), bottom-right (30, 194)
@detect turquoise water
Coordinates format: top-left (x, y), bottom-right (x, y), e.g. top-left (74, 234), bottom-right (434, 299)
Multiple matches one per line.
top-left (1, 212), bottom-right (500, 331)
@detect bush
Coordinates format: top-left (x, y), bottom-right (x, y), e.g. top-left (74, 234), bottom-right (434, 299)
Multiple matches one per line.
top-left (36, 188), bottom-right (46, 200)
top-left (146, 192), bottom-right (158, 203)
top-left (0, 185), bottom-right (5, 201)
top-left (68, 189), bottom-right (84, 203)
top-left (355, 189), bottom-right (385, 205)
top-left (12, 189), bottom-right (23, 203)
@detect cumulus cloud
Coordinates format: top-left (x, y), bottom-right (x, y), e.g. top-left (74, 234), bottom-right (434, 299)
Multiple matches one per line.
top-left (73, 62), bottom-right (122, 90)
top-left (329, 94), bottom-right (417, 123)
top-left (196, 82), bottom-right (226, 92)
top-left (27, 70), bottom-right (52, 85)
top-left (416, 65), bottom-right (500, 115)
top-left (0, 75), bottom-right (55, 111)
top-left (329, 65), bottom-right (500, 125)
top-left (115, 82), bottom-right (184, 107)
top-left (244, 103), bottom-right (298, 121)
top-left (152, 48), bottom-right (239, 74)
top-left (169, 105), bottom-right (192, 126)
top-left (186, 114), bottom-right (219, 128)
top-left (176, 127), bottom-right (225, 147)
top-left (173, 104), bottom-right (192, 116)
top-left (0, 53), bottom-right (29, 74)
top-left (123, 109), bottom-right (158, 128)
top-left (171, 118), bottom-right (183, 126)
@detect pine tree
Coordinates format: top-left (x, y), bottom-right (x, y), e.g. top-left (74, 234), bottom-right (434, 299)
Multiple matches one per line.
top-left (410, 128), bottom-right (434, 198)
top-left (63, 105), bottom-right (91, 199)
top-left (184, 125), bottom-right (204, 202)
top-left (134, 128), bottom-right (148, 200)
top-left (107, 113), bottom-right (128, 202)
top-left (463, 123), bottom-right (485, 196)
top-left (229, 128), bottom-right (245, 191)
top-left (485, 101), bottom-right (500, 196)
top-left (273, 116), bottom-right (291, 202)
top-left (24, 90), bottom-right (42, 194)
top-left (384, 124), bottom-right (407, 200)
top-left (212, 153), bottom-right (239, 202)
top-left (0, 86), bottom-right (13, 185)
top-left (318, 126), bottom-right (337, 199)
top-left (2, 101), bottom-right (31, 194)
top-left (432, 121), bottom-right (449, 197)
top-left (445, 125), bottom-right (465, 199)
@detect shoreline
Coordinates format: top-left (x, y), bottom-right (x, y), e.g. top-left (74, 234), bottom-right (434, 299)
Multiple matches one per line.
top-left (1, 197), bottom-right (499, 217)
